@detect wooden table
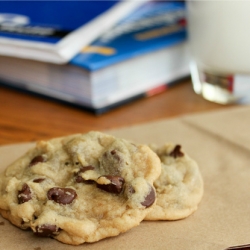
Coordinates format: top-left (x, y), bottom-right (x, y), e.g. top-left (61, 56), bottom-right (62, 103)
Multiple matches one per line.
top-left (0, 79), bottom-right (231, 145)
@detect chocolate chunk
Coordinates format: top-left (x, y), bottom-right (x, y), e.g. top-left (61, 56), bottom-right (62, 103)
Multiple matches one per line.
top-left (169, 145), bottom-right (184, 158)
top-left (97, 175), bottom-right (124, 194)
top-left (75, 165), bottom-right (95, 183)
top-left (0, 221), bottom-right (4, 226)
top-left (77, 165), bottom-right (95, 173)
top-left (33, 178), bottom-right (45, 183)
top-left (75, 175), bottom-right (84, 183)
top-left (111, 149), bottom-right (116, 155)
top-left (75, 176), bottom-right (95, 184)
top-left (18, 183), bottom-right (32, 204)
top-left (47, 187), bottom-right (77, 205)
top-left (34, 224), bottom-right (60, 237)
top-left (29, 155), bottom-right (45, 167)
top-left (141, 186), bottom-right (155, 208)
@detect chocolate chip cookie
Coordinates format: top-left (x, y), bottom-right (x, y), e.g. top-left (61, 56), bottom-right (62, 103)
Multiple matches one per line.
top-left (145, 143), bottom-right (203, 221)
top-left (0, 131), bottom-right (161, 245)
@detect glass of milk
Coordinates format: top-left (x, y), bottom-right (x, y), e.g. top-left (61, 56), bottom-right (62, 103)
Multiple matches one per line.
top-left (187, 1), bottom-right (250, 104)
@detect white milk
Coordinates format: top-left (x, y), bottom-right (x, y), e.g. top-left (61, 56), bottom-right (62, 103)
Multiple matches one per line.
top-left (188, 1), bottom-right (250, 74)
top-left (187, 1), bottom-right (250, 104)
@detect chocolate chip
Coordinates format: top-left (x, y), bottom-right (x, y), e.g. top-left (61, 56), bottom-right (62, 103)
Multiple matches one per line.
top-left (75, 175), bottom-right (83, 183)
top-left (141, 186), bottom-right (155, 208)
top-left (97, 175), bottom-right (124, 194)
top-left (78, 165), bottom-right (95, 173)
top-left (104, 149), bottom-right (121, 162)
top-left (47, 187), bottom-right (77, 205)
top-left (18, 183), bottom-right (32, 204)
top-left (34, 224), bottom-right (60, 237)
top-left (75, 166), bottom-right (95, 183)
top-left (29, 155), bottom-right (45, 167)
top-left (110, 149), bottom-right (121, 161)
top-left (75, 176), bottom-right (95, 184)
top-left (33, 178), bottom-right (45, 183)
top-left (0, 221), bottom-right (4, 226)
top-left (34, 247), bottom-right (42, 250)
top-left (128, 185), bottom-right (135, 194)
top-left (79, 179), bottom-right (95, 184)
top-left (169, 145), bottom-right (184, 158)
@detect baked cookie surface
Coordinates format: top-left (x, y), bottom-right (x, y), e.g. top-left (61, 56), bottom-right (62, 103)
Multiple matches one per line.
top-left (0, 131), bottom-right (161, 245)
top-left (145, 143), bottom-right (203, 221)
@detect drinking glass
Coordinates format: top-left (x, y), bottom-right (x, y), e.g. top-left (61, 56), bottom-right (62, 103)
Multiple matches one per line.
top-left (187, 1), bottom-right (250, 104)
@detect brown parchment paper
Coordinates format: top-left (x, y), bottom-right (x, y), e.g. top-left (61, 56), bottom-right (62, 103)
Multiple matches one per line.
top-left (1, 105), bottom-right (250, 250)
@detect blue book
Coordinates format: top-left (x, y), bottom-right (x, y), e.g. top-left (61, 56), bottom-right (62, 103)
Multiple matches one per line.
top-left (71, 1), bottom-right (187, 71)
top-left (0, 1), bottom-right (189, 114)
top-left (0, 0), bottom-right (147, 64)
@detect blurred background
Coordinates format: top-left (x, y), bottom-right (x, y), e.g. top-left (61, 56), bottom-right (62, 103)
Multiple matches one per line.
top-left (1, 0), bottom-right (249, 144)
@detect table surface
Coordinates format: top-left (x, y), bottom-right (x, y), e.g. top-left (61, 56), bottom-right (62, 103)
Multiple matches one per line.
top-left (0, 79), bottom-right (233, 145)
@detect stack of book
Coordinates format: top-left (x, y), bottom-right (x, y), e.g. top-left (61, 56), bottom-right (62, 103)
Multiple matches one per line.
top-left (0, 1), bottom-right (189, 114)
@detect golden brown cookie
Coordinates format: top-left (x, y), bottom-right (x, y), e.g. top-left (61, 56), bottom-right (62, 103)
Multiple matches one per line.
top-left (145, 143), bottom-right (203, 221)
top-left (0, 131), bottom-right (161, 245)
